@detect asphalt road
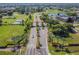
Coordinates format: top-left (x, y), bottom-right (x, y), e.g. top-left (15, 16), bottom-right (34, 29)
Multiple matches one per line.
top-left (26, 14), bottom-right (37, 55)
top-left (37, 15), bottom-right (49, 55)
top-left (26, 13), bottom-right (49, 55)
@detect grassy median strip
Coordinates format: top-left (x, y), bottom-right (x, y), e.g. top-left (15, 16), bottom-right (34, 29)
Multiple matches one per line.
top-left (36, 24), bottom-right (41, 49)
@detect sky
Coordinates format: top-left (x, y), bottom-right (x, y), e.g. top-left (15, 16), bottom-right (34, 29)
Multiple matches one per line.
top-left (0, 0), bottom-right (79, 3)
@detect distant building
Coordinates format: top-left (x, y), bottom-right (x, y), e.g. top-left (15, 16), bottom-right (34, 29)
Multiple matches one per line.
top-left (13, 19), bottom-right (24, 24)
top-left (48, 13), bottom-right (57, 20)
top-left (66, 16), bottom-right (76, 23)
top-left (57, 13), bottom-right (68, 17)
top-left (1, 7), bottom-right (15, 11)
top-left (76, 11), bottom-right (79, 22)
top-left (2, 13), bottom-right (8, 16)
top-left (48, 13), bottom-right (69, 21)
top-left (56, 16), bottom-right (69, 21)
top-left (48, 14), bottom-right (57, 16)
top-left (55, 13), bottom-right (69, 21)
top-left (76, 16), bottom-right (79, 22)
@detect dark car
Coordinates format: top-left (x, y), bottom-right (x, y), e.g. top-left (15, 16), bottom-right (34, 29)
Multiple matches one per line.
top-left (32, 35), bottom-right (34, 38)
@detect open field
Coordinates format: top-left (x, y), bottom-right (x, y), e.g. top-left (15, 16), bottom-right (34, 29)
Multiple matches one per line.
top-left (0, 12), bottom-right (30, 47)
top-left (2, 12), bottom-right (28, 24)
top-left (46, 9), bottom-right (64, 14)
top-left (0, 25), bottom-right (24, 46)
top-left (65, 33), bottom-right (79, 44)
top-left (48, 43), bottom-right (67, 55)
top-left (0, 51), bottom-right (17, 55)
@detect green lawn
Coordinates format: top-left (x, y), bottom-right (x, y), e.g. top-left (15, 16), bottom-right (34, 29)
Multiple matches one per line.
top-left (0, 51), bottom-right (17, 55)
top-left (0, 12), bottom-right (34, 46)
top-left (48, 43), bottom-right (68, 55)
top-left (0, 12), bottom-right (34, 55)
top-left (13, 12), bottom-right (28, 21)
top-left (2, 17), bottom-right (16, 24)
top-left (2, 12), bottom-right (28, 24)
top-left (46, 9), bottom-right (64, 14)
top-left (0, 25), bottom-right (24, 46)
top-left (65, 33), bottom-right (79, 44)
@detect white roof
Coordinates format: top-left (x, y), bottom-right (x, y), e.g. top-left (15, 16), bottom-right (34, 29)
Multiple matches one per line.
top-left (16, 19), bottom-right (23, 22)
top-left (13, 19), bottom-right (23, 24)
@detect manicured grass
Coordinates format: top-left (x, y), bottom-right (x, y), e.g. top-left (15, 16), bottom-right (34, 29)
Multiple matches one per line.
top-left (0, 12), bottom-right (34, 46)
top-left (2, 17), bottom-right (16, 24)
top-left (48, 43), bottom-right (67, 55)
top-left (0, 12), bottom-right (34, 55)
top-left (2, 14), bottom-right (16, 24)
top-left (2, 12), bottom-right (28, 24)
top-left (46, 9), bottom-right (64, 14)
top-left (65, 33), bottom-right (79, 44)
top-left (0, 51), bottom-right (17, 55)
top-left (70, 52), bottom-right (79, 55)
top-left (0, 12), bottom-right (30, 47)
top-left (0, 25), bottom-right (24, 46)
top-left (68, 46), bottom-right (79, 51)
top-left (13, 12), bottom-right (28, 21)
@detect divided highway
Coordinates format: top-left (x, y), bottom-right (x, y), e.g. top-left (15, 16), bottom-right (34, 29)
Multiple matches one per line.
top-left (26, 14), bottom-right (37, 55)
top-left (26, 13), bottom-right (49, 55)
top-left (36, 15), bottom-right (49, 55)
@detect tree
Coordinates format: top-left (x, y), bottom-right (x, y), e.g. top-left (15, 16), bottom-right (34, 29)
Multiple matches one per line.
top-left (53, 28), bottom-right (69, 37)
top-left (15, 7), bottom-right (25, 14)
top-left (29, 14), bottom-right (32, 19)
top-left (52, 24), bottom-right (70, 37)
top-left (67, 17), bottom-right (74, 23)
top-left (64, 23), bottom-right (74, 32)
top-left (7, 11), bottom-right (13, 16)
top-left (40, 13), bottom-right (48, 22)
top-left (67, 12), bottom-right (77, 16)
top-left (24, 17), bottom-right (33, 33)
top-left (22, 20), bottom-right (24, 25)
top-left (0, 14), bottom-right (3, 26)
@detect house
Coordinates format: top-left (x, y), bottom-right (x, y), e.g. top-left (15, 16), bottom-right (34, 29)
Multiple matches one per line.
top-left (57, 13), bottom-right (68, 17)
top-left (48, 13), bottom-right (69, 21)
top-left (48, 14), bottom-right (57, 16)
top-left (56, 13), bottom-right (69, 21)
top-left (13, 19), bottom-right (24, 25)
top-left (56, 16), bottom-right (69, 21)
top-left (76, 16), bottom-right (79, 22)
top-left (48, 13), bottom-right (57, 20)
top-left (75, 11), bottom-right (79, 22)
top-left (66, 16), bottom-right (76, 23)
